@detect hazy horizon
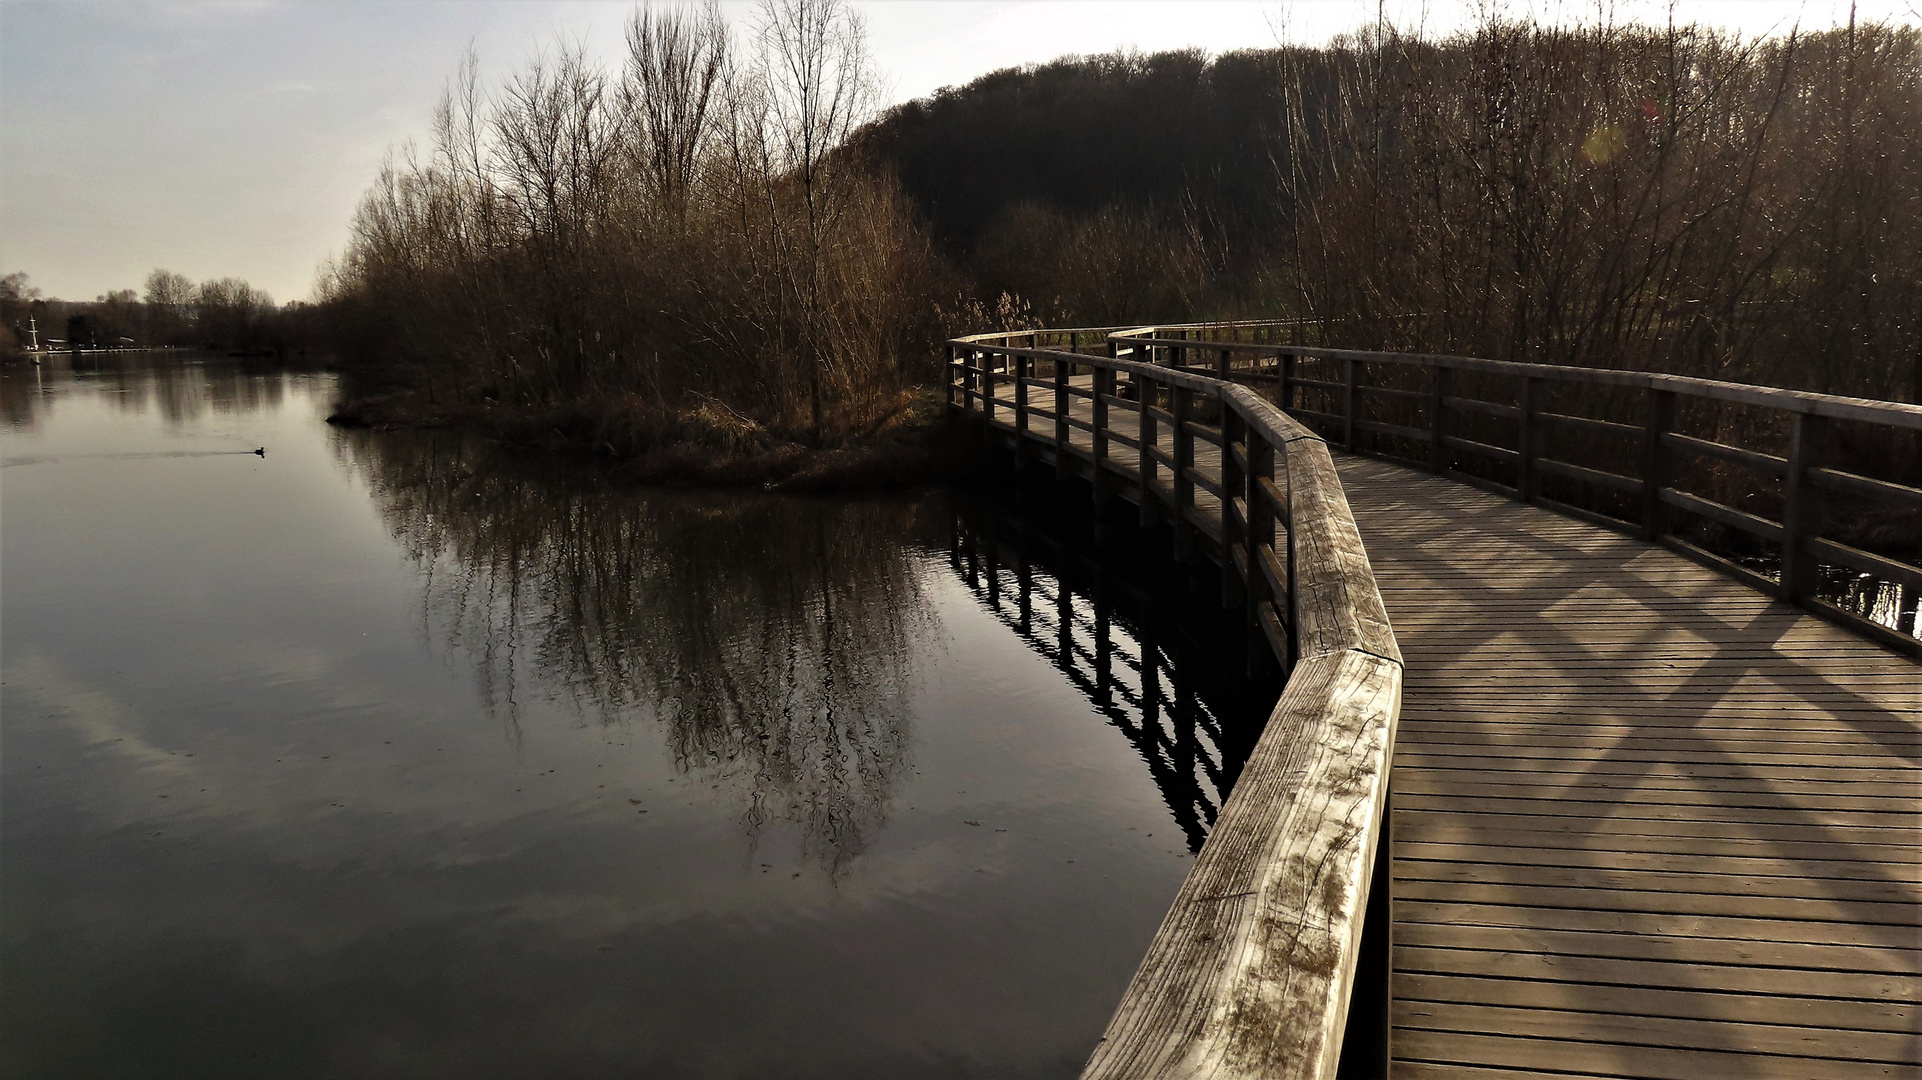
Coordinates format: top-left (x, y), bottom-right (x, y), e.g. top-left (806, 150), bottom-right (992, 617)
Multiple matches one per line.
top-left (3, 0), bottom-right (1912, 305)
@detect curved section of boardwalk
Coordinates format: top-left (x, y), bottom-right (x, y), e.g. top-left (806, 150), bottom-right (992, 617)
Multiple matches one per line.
top-left (1339, 456), bottom-right (1922, 1079)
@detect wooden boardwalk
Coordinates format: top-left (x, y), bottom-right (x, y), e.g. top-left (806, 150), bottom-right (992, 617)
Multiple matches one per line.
top-left (1339, 456), bottom-right (1921, 1080)
top-left (957, 365), bottom-right (1920, 1077)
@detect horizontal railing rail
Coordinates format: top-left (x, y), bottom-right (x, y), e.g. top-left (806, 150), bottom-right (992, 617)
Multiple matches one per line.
top-left (1101, 326), bottom-right (1922, 658)
top-left (946, 329), bottom-right (1404, 1079)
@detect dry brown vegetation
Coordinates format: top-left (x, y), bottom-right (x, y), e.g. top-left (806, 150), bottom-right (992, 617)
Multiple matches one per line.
top-left (318, 7), bottom-right (1919, 468)
top-left (322, 0), bottom-right (946, 452)
top-left (1280, 17), bottom-right (1920, 401)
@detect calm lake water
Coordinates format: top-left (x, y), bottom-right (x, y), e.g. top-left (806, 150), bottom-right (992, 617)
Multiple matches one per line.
top-left (1, 355), bottom-right (1270, 1079)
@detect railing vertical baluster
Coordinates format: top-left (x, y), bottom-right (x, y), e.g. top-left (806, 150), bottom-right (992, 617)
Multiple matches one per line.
top-left (1055, 355), bottom-right (1072, 480)
top-left (1246, 431), bottom-right (1276, 675)
top-left (1429, 363), bottom-right (1449, 475)
top-left (1014, 351), bottom-right (1030, 467)
top-left (981, 349), bottom-right (996, 428)
top-left (1173, 385), bottom-right (1195, 562)
top-left (1139, 375), bottom-right (1158, 527)
top-left (1520, 375), bottom-right (1541, 501)
top-left (1221, 403), bottom-right (1245, 608)
top-left (1642, 387), bottom-right (1675, 540)
top-left (1344, 357), bottom-right (1359, 452)
top-left (1280, 441), bottom-right (1298, 668)
top-left (1093, 367), bottom-right (1112, 504)
top-left (1783, 411), bottom-right (1824, 602)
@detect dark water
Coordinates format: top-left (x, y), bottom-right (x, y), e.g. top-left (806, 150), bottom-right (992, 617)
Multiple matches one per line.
top-left (1, 356), bottom-right (1271, 1079)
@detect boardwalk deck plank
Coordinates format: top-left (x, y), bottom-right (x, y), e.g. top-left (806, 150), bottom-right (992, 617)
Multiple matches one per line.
top-left (1339, 456), bottom-right (1921, 1079)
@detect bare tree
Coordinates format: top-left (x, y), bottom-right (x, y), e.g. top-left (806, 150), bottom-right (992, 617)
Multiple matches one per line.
top-left (749, 0), bottom-right (879, 438)
top-left (624, 1), bottom-right (731, 214)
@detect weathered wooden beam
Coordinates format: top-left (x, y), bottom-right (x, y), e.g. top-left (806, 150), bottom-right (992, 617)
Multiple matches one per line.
top-left (1082, 397), bottom-right (1400, 1080)
top-left (1080, 647), bottom-right (1401, 1080)
top-left (1057, 356), bottom-right (1073, 481)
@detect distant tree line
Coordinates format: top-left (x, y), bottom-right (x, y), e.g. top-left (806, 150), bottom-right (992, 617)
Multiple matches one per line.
top-left (1, 269), bottom-right (308, 356)
top-left (313, 4), bottom-right (1918, 450)
top-left (866, 21), bottom-right (1919, 403)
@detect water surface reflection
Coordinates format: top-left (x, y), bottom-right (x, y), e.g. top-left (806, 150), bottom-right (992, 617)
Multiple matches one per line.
top-left (340, 430), bottom-right (939, 871)
top-left (3, 356), bottom-right (1250, 1079)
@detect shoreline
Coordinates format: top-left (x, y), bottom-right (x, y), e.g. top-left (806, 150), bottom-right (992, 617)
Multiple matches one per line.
top-left (323, 380), bottom-right (984, 494)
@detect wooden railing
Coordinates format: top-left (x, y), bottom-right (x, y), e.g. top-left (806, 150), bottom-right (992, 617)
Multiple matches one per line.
top-left (1106, 326), bottom-right (1922, 658)
top-left (947, 326), bottom-right (1403, 1079)
top-left (948, 318), bottom-right (1921, 1074)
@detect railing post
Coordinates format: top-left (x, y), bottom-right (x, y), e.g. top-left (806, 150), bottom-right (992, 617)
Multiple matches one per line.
top-left (1246, 433), bottom-right (1276, 675)
top-left (1055, 355), bottom-right (1072, 480)
top-left (1641, 387), bottom-right (1675, 540)
top-left (1014, 352), bottom-right (1030, 436)
top-left (944, 343), bottom-right (956, 411)
top-left (1014, 351), bottom-right (1030, 467)
top-left (1218, 348), bottom-right (1232, 382)
top-left (1429, 364), bottom-right (1449, 475)
top-left (981, 349), bottom-right (996, 428)
top-left (1280, 351), bottom-right (1295, 413)
top-left (1093, 367), bottom-right (1112, 505)
top-left (1344, 357), bottom-right (1359, 452)
top-left (1138, 375), bottom-right (1159, 528)
top-left (1172, 385), bottom-right (1195, 562)
top-left (1520, 375), bottom-right (1541, 501)
top-left (1783, 410), bottom-right (1825, 603)
top-left (1221, 403), bottom-right (1246, 608)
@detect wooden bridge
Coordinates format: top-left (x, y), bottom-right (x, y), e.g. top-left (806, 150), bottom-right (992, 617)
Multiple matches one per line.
top-left (945, 323), bottom-right (1922, 1079)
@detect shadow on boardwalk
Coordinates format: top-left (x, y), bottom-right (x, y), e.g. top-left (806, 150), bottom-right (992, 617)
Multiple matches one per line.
top-left (1340, 455), bottom-right (1921, 1079)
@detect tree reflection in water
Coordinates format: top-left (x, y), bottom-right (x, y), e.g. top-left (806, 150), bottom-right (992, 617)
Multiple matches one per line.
top-left (336, 429), bottom-right (941, 873)
top-left (945, 484), bottom-right (1282, 854)
top-left (1, 353), bottom-right (293, 431)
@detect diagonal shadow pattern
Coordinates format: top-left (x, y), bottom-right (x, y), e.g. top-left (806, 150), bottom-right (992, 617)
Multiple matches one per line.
top-left (1339, 455), bottom-right (1921, 1075)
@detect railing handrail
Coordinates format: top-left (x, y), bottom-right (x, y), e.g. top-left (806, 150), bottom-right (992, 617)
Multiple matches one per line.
top-left (951, 319), bottom-right (1322, 349)
top-left (946, 330), bottom-right (1404, 1078)
top-left (1085, 320), bottom-right (1922, 656)
top-left (1111, 327), bottom-right (1922, 430)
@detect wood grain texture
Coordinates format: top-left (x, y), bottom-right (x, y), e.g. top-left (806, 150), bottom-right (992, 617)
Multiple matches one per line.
top-left (1340, 455), bottom-right (1921, 1080)
top-left (1081, 649), bottom-right (1400, 1079)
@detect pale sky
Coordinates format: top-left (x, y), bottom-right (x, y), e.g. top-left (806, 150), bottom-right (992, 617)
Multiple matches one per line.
top-left (2, 0), bottom-right (1914, 303)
